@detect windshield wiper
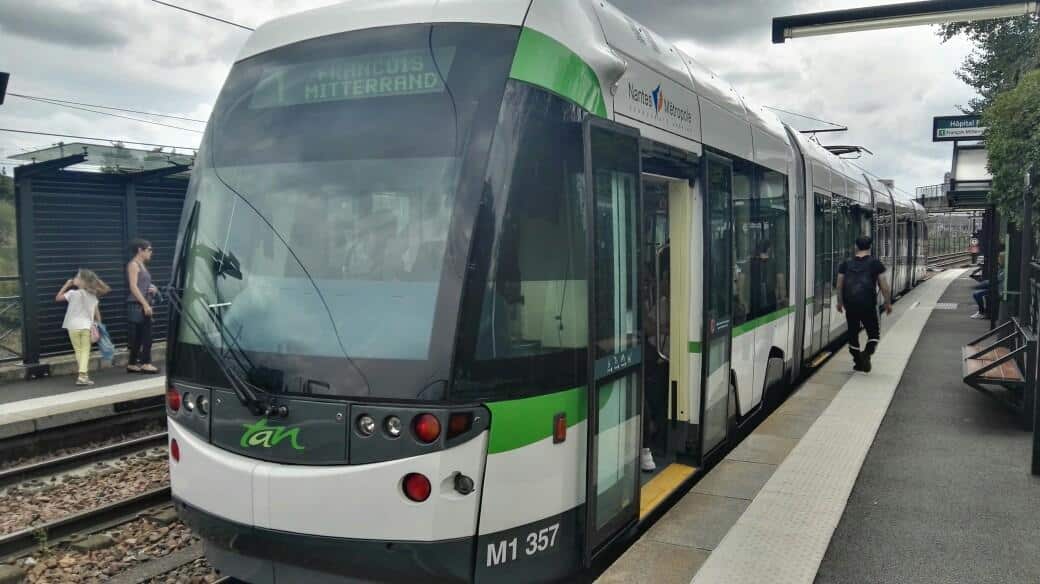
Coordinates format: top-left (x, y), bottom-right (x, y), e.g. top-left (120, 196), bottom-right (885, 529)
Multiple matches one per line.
top-left (166, 286), bottom-right (283, 417)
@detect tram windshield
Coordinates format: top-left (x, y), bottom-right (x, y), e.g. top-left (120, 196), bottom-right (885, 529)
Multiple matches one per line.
top-left (170, 24), bottom-right (519, 399)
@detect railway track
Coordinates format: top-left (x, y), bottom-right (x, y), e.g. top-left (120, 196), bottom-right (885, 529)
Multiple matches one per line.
top-left (927, 252), bottom-right (974, 269)
top-left (0, 431), bottom-right (168, 490)
top-left (0, 402), bottom-right (166, 465)
top-left (0, 485), bottom-right (171, 560)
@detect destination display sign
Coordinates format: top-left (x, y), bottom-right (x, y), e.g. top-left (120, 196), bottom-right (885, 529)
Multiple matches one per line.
top-left (614, 60), bottom-right (699, 142)
top-left (251, 48), bottom-right (456, 108)
top-left (932, 115), bottom-right (986, 142)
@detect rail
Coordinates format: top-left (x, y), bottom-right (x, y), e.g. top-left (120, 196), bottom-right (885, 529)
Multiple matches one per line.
top-left (0, 432), bottom-right (168, 489)
top-left (0, 486), bottom-right (171, 560)
top-left (927, 252), bottom-right (973, 269)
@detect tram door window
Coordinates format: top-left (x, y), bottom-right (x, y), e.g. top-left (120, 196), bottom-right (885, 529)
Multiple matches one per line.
top-left (821, 196), bottom-right (834, 342)
top-left (811, 193), bottom-right (826, 354)
top-left (585, 122), bottom-right (641, 553)
top-left (701, 153), bottom-right (734, 456)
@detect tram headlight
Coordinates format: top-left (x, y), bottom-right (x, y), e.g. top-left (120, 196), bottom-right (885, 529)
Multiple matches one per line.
top-left (197, 395), bottom-right (209, 416)
top-left (184, 393), bottom-right (195, 412)
top-left (384, 416), bottom-right (403, 438)
top-left (357, 414), bottom-right (376, 436)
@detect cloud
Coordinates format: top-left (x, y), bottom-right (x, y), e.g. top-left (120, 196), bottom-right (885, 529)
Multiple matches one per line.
top-left (0, 0), bottom-right (130, 48)
top-left (0, 0), bottom-right (979, 192)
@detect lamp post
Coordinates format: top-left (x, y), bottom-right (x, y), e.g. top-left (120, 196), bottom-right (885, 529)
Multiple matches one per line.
top-left (773, 0), bottom-right (1039, 43)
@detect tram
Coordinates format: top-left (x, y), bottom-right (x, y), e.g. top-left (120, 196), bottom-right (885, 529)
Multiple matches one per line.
top-left (164, 1), bottom-right (928, 582)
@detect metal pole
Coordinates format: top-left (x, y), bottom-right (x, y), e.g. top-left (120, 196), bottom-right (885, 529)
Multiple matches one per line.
top-left (1025, 165), bottom-right (1040, 475)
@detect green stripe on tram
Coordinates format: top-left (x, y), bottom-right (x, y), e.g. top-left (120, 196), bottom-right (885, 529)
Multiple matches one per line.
top-left (486, 387), bottom-right (587, 454)
top-left (731, 305), bottom-right (796, 338)
top-left (688, 341), bottom-right (702, 354)
top-left (509, 28), bottom-right (608, 117)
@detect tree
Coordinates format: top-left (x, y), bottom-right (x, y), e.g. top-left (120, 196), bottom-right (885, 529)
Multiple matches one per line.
top-left (982, 69), bottom-right (1040, 228)
top-left (940, 15), bottom-right (1040, 112)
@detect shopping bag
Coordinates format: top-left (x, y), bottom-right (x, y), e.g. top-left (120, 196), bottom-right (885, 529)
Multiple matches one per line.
top-left (97, 322), bottom-right (115, 363)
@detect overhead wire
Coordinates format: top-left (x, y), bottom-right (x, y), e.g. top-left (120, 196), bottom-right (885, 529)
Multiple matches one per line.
top-left (148, 0), bottom-right (254, 31)
top-left (6, 93), bottom-right (206, 123)
top-left (762, 105), bottom-right (847, 130)
top-left (0, 128), bottom-right (198, 151)
top-left (10, 94), bottom-right (203, 134)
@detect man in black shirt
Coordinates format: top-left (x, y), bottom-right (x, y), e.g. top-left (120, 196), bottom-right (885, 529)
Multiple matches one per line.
top-left (837, 236), bottom-right (892, 373)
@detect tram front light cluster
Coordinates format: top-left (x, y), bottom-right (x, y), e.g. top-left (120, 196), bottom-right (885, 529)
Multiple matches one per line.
top-left (402, 473), bottom-right (431, 502)
top-left (447, 413), bottom-right (472, 439)
top-left (357, 414), bottom-right (376, 436)
top-left (166, 387), bottom-right (181, 412)
top-left (385, 416), bottom-right (403, 438)
top-left (413, 414), bottom-right (441, 443)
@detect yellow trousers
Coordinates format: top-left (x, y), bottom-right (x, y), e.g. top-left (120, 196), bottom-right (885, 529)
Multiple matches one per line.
top-left (68, 329), bottom-right (91, 375)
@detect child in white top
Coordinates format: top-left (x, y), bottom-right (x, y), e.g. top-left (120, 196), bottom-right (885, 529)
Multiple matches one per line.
top-left (56, 269), bottom-right (111, 386)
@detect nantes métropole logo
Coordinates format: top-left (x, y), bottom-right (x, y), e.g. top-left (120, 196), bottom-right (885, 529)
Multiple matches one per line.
top-left (628, 81), bottom-right (693, 126)
top-left (240, 418), bottom-right (305, 451)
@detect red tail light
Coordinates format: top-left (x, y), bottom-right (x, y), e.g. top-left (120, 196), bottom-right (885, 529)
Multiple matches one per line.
top-left (166, 388), bottom-right (181, 412)
top-left (448, 413), bottom-right (472, 439)
top-left (170, 438), bottom-right (180, 462)
top-left (403, 473), bottom-right (431, 502)
top-left (413, 414), bottom-right (441, 444)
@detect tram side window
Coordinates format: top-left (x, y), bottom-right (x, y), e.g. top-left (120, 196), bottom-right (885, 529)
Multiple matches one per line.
top-left (750, 169), bottom-right (789, 318)
top-left (732, 161), bottom-right (755, 326)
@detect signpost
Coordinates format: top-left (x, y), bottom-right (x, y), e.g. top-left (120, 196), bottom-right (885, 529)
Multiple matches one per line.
top-left (933, 115), bottom-right (986, 142)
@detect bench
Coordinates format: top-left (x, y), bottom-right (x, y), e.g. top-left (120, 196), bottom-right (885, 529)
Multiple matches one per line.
top-left (962, 318), bottom-right (1036, 429)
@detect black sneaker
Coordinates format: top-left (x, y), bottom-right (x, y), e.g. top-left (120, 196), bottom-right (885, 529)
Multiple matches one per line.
top-left (861, 356), bottom-right (872, 373)
top-left (852, 353), bottom-right (866, 372)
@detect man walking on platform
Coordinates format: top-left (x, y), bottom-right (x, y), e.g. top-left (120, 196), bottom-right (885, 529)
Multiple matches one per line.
top-left (836, 236), bottom-right (893, 373)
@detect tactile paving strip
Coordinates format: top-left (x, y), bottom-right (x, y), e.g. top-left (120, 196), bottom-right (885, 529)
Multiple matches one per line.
top-left (690, 270), bottom-right (964, 584)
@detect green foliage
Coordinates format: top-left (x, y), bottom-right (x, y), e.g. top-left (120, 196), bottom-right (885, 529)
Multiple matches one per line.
top-left (0, 173), bottom-right (11, 202)
top-left (940, 15), bottom-right (1040, 112)
top-left (982, 69), bottom-right (1040, 228)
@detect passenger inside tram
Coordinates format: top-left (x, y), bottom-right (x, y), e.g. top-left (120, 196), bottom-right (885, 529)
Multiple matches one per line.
top-left (642, 248), bottom-right (670, 472)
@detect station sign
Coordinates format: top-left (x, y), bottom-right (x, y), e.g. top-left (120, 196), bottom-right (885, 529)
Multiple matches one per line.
top-left (932, 115), bottom-right (986, 142)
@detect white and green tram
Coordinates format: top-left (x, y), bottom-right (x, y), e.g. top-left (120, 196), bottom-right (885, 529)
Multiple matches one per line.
top-left (164, 1), bottom-right (927, 582)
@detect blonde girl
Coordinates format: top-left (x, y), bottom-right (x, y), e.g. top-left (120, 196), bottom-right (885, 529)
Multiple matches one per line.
top-left (56, 269), bottom-right (111, 385)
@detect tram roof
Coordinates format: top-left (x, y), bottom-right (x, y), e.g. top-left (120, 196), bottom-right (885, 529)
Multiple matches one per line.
top-left (238, 0), bottom-right (893, 199)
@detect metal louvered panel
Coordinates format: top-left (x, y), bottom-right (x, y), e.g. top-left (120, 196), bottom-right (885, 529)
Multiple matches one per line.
top-left (15, 166), bottom-right (188, 362)
top-left (136, 179), bottom-right (188, 342)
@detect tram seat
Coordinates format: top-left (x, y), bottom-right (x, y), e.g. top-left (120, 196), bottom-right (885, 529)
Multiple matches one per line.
top-left (961, 317), bottom-right (1036, 429)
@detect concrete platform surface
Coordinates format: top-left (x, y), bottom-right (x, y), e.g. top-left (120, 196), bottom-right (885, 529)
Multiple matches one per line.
top-left (0, 362), bottom-right (165, 406)
top-left (599, 270), bottom-right (963, 584)
top-left (815, 274), bottom-right (1040, 584)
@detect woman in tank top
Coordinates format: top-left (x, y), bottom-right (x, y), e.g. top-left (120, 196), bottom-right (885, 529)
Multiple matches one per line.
top-left (127, 238), bottom-right (159, 373)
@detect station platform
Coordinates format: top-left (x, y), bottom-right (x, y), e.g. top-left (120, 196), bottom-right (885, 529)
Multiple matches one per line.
top-left (600, 269), bottom-right (1040, 583)
top-left (0, 366), bottom-right (165, 439)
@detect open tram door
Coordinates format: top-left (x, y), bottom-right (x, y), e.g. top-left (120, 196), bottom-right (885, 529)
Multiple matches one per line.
top-left (581, 118), bottom-right (644, 562)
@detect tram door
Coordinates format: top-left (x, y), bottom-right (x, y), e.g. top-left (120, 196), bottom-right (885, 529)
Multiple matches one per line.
top-left (583, 119), bottom-right (643, 558)
top-left (700, 153), bottom-right (734, 456)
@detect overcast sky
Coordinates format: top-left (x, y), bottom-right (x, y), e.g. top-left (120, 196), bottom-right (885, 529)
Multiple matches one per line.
top-left (0, 0), bottom-right (977, 192)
